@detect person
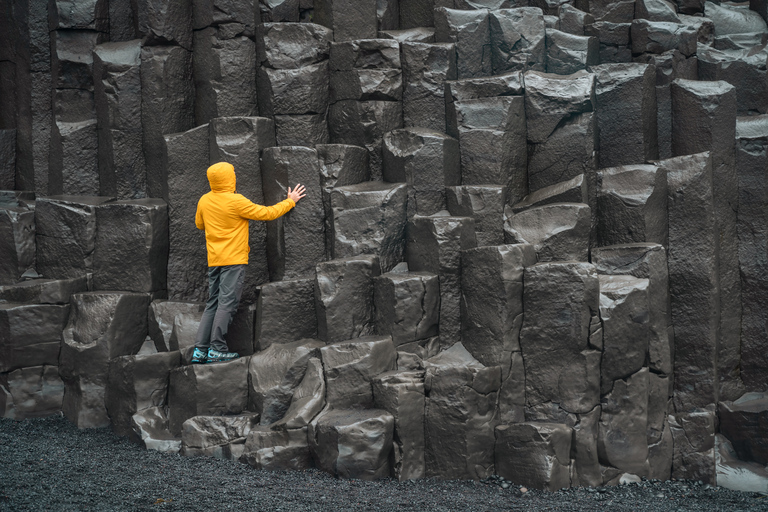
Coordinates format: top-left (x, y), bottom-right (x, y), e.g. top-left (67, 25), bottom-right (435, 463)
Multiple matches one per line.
top-left (191, 161), bottom-right (306, 364)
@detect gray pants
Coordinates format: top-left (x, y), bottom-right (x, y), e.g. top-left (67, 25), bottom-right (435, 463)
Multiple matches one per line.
top-left (194, 264), bottom-right (245, 353)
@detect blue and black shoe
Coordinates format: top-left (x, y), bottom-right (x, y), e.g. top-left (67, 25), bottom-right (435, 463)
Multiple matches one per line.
top-left (191, 347), bottom-right (208, 364)
top-left (207, 348), bottom-right (239, 363)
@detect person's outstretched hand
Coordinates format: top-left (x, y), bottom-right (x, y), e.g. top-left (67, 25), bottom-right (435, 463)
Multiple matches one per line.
top-left (287, 184), bottom-right (307, 203)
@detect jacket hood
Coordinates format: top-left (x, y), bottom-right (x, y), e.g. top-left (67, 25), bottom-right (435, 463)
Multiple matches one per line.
top-left (207, 162), bottom-right (236, 193)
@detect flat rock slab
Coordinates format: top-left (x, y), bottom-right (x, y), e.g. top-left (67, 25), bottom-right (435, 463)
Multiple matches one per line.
top-left (0, 277), bottom-right (87, 305)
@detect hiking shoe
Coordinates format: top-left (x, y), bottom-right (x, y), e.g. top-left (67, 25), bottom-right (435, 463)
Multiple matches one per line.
top-left (207, 348), bottom-right (239, 363)
top-left (191, 347), bottom-right (208, 364)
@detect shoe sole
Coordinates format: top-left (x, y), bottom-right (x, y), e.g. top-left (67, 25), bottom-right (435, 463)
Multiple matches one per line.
top-left (207, 357), bottom-right (239, 364)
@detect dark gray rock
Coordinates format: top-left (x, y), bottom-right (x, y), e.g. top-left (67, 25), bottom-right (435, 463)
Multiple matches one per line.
top-left (0, 365), bottom-right (64, 420)
top-left (256, 23), bottom-right (332, 69)
top-left (0, 130), bottom-right (15, 191)
top-left (636, 0), bottom-right (681, 23)
top-left (713, 31), bottom-right (766, 51)
top-left (163, 124), bottom-right (209, 301)
top-left (309, 408), bottom-right (394, 479)
top-left (373, 370), bottom-right (426, 480)
top-left (630, 19), bottom-right (698, 56)
top-left (377, 0), bottom-right (398, 30)
top-left (330, 182), bottom-right (407, 272)
top-left (51, 29), bottom-right (100, 91)
top-left (397, 0), bottom-right (437, 29)
top-left (0, 276), bottom-right (88, 305)
top-left (675, 0), bottom-right (705, 15)
top-left (520, 262), bottom-right (600, 414)
top-left (329, 39), bottom-right (400, 71)
top-left (130, 406), bottom-right (181, 453)
top-left (373, 271), bottom-right (439, 346)
top-left (647, 372), bottom-right (672, 479)
top-left (271, 356), bottom-right (326, 429)
top-left (407, 215), bottom-right (476, 345)
top-left (658, 152), bottom-right (719, 410)
top-left (598, 368), bottom-right (651, 480)
top-left (670, 407), bottom-right (716, 484)
top-left (262, 146), bottom-right (325, 281)
top-left (330, 67), bottom-right (402, 103)
top-left (718, 392), bottom-right (768, 465)
top-left (523, 70), bottom-right (595, 144)
top-left (446, 186), bottom-right (505, 247)
top-left (489, 8), bottom-right (547, 74)
top-left (589, 0), bottom-right (635, 22)
top-left (181, 414), bottom-right (258, 460)
top-left (259, 62), bottom-right (330, 116)
top-left (35, 196), bottom-right (114, 280)
top-left (248, 339), bottom-right (323, 425)
top-left (254, 279), bottom-right (317, 351)
top-left (735, 116), bottom-right (768, 391)
top-left (672, 78), bottom-right (742, 402)
top-left (315, 255), bottom-right (381, 343)
top-left (495, 422), bottom-right (572, 491)
top-left (559, 4), bottom-right (594, 36)
top-left (134, 0), bottom-right (192, 49)
top-left (314, 0), bottom-right (378, 41)
top-left (108, 0), bottom-right (136, 41)
top-left (434, 7), bottom-right (491, 79)
top-left (704, 1), bottom-right (767, 37)
top-left (241, 426), bottom-right (313, 470)
top-left (320, 335), bottom-right (396, 409)
top-left (274, 114), bottom-right (329, 147)
top-left (593, 63), bottom-right (658, 168)
top-left (167, 357), bottom-right (249, 436)
top-left (546, 29), bottom-right (598, 75)
top-left (444, 71), bottom-right (524, 104)
top-left (92, 199), bottom-right (168, 293)
top-left (105, 351), bottom-right (181, 439)
top-left (380, 27), bottom-right (436, 43)
top-left (596, 164), bottom-right (667, 247)
top-left (49, 0), bottom-right (109, 32)
top-left (59, 291), bottom-right (151, 428)
top-left (140, 45), bottom-right (194, 200)
top-left (698, 45), bottom-right (768, 116)
top-left (257, 0), bottom-right (300, 22)
top-left (401, 42), bottom-right (457, 132)
top-left (423, 343), bottom-right (501, 480)
top-left (0, 304), bottom-right (70, 373)
top-left (679, 14), bottom-right (714, 45)
top-left (512, 174), bottom-right (588, 213)
top-left (147, 300), bottom-right (204, 353)
top-left (0, 204), bottom-right (35, 285)
top-left (504, 203), bottom-right (590, 262)
top-left (193, 27), bottom-right (257, 125)
top-left (194, 0), bottom-right (256, 36)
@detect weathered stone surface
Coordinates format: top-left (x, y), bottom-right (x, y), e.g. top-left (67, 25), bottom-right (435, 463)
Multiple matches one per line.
top-left (194, 0), bottom-right (256, 35)
top-left (320, 335), bottom-right (396, 409)
top-left (596, 164), bottom-right (667, 247)
top-left (35, 196), bottom-right (114, 280)
top-left (380, 27), bottom-right (436, 43)
top-left (163, 124), bottom-right (209, 301)
top-left (715, 433), bottom-right (768, 494)
top-left (309, 408), bottom-right (394, 479)
top-left (675, 0), bottom-right (705, 15)
top-left (713, 31), bottom-right (766, 51)
top-left (0, 365), bottom-right (64, 420)
top-left (434, 7), bottom-right (491, 79)
top-left (598, 276), bottom-right (650, 395)
top-left (546, 29), bottom-right (598, 75)
top-left (373, 370), bottom-right (426, 481)
top-left (636, 0), bottom-right (680, 22)
top-left (377, 0), bottom-right (398, 30)
top-left (134, 0), bottom-right (192, 49)
top-left (181, 414), bottom-right (258, 460)
top-left (659, 153), bottom-right (719, 410)
top-left (489, 8), bottom-right (547, 74)
top-left (559, 4), bottom-right (594, 35)
top-left (513, 174), bottom-right (588, 213)
top-left (330, 182), bottom-right (407, 272)
top-left (257, 0), bottom-right (300, 22)
top-left (735, 116), bottom-right (768, 391)
top-left (49, 0), bottom-right (109, 32)
top-left (256, 23), bottom-right (332, 69)
top-left (598, 368), bottom-right (650, 479)
top-left (423, 343), bottom-right (501, 480)
top-left (329, 39), bottom-right (400, 71)
top-left (705, 0), bottom-right (767, 37)
top-left (671, 407), bottom-right (716, 484)
top-left (589, 0), bottom-right (635, 22)
top-left (504, 203), bottom-right (590, 262)
top-left (401, 42), bottom-right (456, 132)
top-left (248, 339), bottom-right (323, 425)
top-left (262, 146), bottom-right (324, 281)
top-left (105, 351), bottom-right (180, 439)
top-left (593, 63), bottom-right (658, 168)
top-left (92, 199), bottom-right (168, 293)
top-left (193, 27), bottom-right (257, 125)
top-left (274, 114), bottom-right (329, 147)
top-left (520, 262), bottom-right (600, 414)
top-left (461, 244), bottom-right (535, 377)
top-left (444, 71), bottom-right (524, 104)
top-left (524, 70), bottom-right (595, 144)
top-left (314, 0), bottom-right (377, 41)
top-left (59, 292), bottom-right (151, 428)
top-left (495, 422), bottom-right (572, 491)
top-left (168, 357), bottom-right (249, 436)
top-left (130, 406), bottom-right (180, 453)
top-left (672, 79), bottom-right (742, 402)
top-left (374, 271), bottom-right (439, 345)
top-left (630, 19), bottom-right (698, 57)
top-left (254, 279), bottom-right (317, 351)
top-left (678, 14), bottom-right (714, 45)
top-left (330, 67), bottom-right (402, 103)
top-left (315, 255), bottom-right (381, 343)
top-left (718, 392), bottom-right (768, 466)
top-left (446, 186), bottom-right (505, 247)
top-left (0, 277), bottom-right (87, 305)
top-left (272, 356), bottom-right (326, 429)
top-left (591, 243), bottom-right (673, 378)
top-left (647, 374), bottom-right (673, 480)
top-left (241, 426), bottom-right (313, 470)
top-left (259, 62), bottom-right (330, 117)
top-left (328, 100), bottom-right (403, 180)
top-left (0, 204), bottom-right (35, 285)
top-left (0, 130), bottom-right (15, 190)
top-left (147, 300), bottom-right (203, 353)
top-left (407, 215), bottom-right (476, 344)
top-left (698, 45), bottom-right (768, 116)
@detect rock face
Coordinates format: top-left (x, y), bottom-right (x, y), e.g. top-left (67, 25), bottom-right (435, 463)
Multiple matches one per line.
top-left (181, 414), bottom-right (258, 460)
top-left (504, 203), bottom-right (591, 262)
top-left (255, 279), bottom-right (317, 351)
top-left (373, 271), bottom-right (439, 346)
top-left (495, 423), bottom-right (572, 491)
top-left (0, 199), bottom-right (35, 285)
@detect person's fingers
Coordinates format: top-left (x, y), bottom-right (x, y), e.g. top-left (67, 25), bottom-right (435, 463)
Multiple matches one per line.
top-left (287, 186), bottom-right (293, 194)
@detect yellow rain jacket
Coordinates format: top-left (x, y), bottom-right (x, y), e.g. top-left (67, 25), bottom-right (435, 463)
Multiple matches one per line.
top-left (195, 162), bottom-right (295, 267)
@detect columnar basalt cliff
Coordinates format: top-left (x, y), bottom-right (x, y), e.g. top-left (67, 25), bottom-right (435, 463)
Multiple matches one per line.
top-left (1, 0), bottom-right (768, 492)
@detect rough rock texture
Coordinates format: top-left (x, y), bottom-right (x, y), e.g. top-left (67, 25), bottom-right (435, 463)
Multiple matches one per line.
top-left (373, 271), bottom-right (439, 346)
top-left (435, 8), bottom-right (491, 79)
top-left (271, 357), bottom-right (326, 430)
top-left (488, 8), bottom-right (546, 74)
top-left (401, 42), bottom-right (456, 132)
top-left (512, 174), bottom-right (588, 213)
top-left (546, 29), bottom-right (598, 75)
top-left (147, 300), bottom-right (204, 353)
top-left (0, 276), bottom-right (87, 305)
top-left (718, 392), bottom-right (768, 466)
top-left (254, 278), bottom-right (317, 351)
top-left (446, 186), bottom-right (505, 247)
top-left (524, 70), bottom-right (595, 145)
top-left (0, 204), bottom-right (35, 285)
top-left (314, 0), bottom-right (378, 42)
top-left (423, 343), bottom-right (501, 480)
top-left (181, 414), bottom-right (258, 460)
top-left (241, 426), bottom-right (313, 470)
top-left (630, 19), bottom-right (698, 56)
top-left (495, 423), bottom-right (572, 491)
top-left (0, 365), bottom-right (64, 420)
top-left (130, 406), bottom-right (181, 453)
top-left (503, 203), bottom-right (591, 262)
top-left (671, 407), bottom-right (717, 484)
top-left (698, 44), bottom-right (768, 116)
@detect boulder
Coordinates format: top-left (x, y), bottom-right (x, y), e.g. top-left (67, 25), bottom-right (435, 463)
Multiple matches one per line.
top-left (503, 203), bottom-right (590, 262)
top-left (241, 426), bottom-right (313, 470)
top-left (495, 422), bottom-right (572, 491)
top-left (130, 406), bottom-right (181, 453)
top-left (255, 279), bottom-right (317, 351)
top-left (446, 185), bottom-right (505, 247)
top-left (271, 357), bottom-right (326, 429)
top-left (181, 414), bottom-right (259, 460)
top-left (401, 42), bottom-right (457, 132)
top-left (0, 204), bottom-right (35, 285)
top-left (434, 7), bottom-right (491, 79)
top-left (488, 7), bottom-right (547, 74)
top-left (0, 365), bottom-right (64, 420)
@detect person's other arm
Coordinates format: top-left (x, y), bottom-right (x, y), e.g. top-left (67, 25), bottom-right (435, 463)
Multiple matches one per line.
top-left (236, 184), bottom-right (307, 221)
top-left (195, 199), bottom-right (205, 230)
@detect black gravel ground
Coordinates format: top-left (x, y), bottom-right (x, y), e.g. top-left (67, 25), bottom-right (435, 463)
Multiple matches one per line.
top-left (1, 415), bottom-right (767, 512)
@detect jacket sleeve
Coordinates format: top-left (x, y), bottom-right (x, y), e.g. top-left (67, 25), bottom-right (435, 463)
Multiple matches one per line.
top-left (236, 196), bottom-right (296, 221)
top-left (195, 200), bottom-right (205, 230)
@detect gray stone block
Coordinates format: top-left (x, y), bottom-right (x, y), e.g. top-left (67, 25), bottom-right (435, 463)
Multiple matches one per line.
top-left (524, 70), bottom-right (595, 144)
top-left (274, 114), bottom-right (330, 147)
top-left (718, 392), bottom-right (768, 465)
top-left (630, 19), bottom-right (698, 56)
top-left (704, 0), bottom-right (767, 37)
top-left (271, 357), bottom-right (326, 430)
top-left (698, 45), bottom-right (768, 116)
top-left (545, 29), bottom-right (598, 75)
top-left (380, 27), bottom-right (436, 43)
top-left (0, 365), bottom-right (64, 420)
top-left (0, 303), bottom-right (70, 373)
top-left (670, 407), bottom-right (716, 484)
top-left (558, 4), bottom-right (593, 35)
top-left (0, 277), bottom-right (88, 305)
top-left (434, 7), bottom-right (491, 79)
top-left (446, 185), bottom-right (505, 247)
top-left (257, 0), bottom-right (300, 22)
top-left (0, 204), bottom-right (35, 285)
top-left (0, 130), bottom-right (15, 190)
top-left (636, 0), bottom-right (681, 23)
top-left (401, 42), bottom-right (456, 132)
top-left (258, 62), bottom-right (330, 116)
top-left (147, 300), bottom-right (204, 353)
top-left (241, 426), bottom-right (313, 470)
top-left (134, 0), bottom-right (193, 49)
top-left (314, 0), bottom-right (378, 41)
top-left (512, 174), bottom-right (588, 213)
top-left (504, 203), bottom-right (590, 262)
top-left (495, 422), bottom-right (572, 491)
top-left (374, 271), bottom-right (439, 345)
top-left (194, 0), bottom-right (257, 36)
top-left (489, 8), bottom-right (547, 74)
top-left (255, 279), bottom-right (317, 351)
top-left (130, 406), bottom-right (180, 453)
top-left (181, 414), bottom-right (258, 460)
top-left (49, 0), bottom-right (109, 32)
top-left (256, 23), bottom-right (333, 69)
top-left (589, 0), bottom-right (635, 23)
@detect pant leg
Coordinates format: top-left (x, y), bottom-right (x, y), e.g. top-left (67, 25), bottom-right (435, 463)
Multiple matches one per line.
top-left (209, 264), bottom-right (246, 352)
top-left (194, 266), bottom-right (222, 350)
